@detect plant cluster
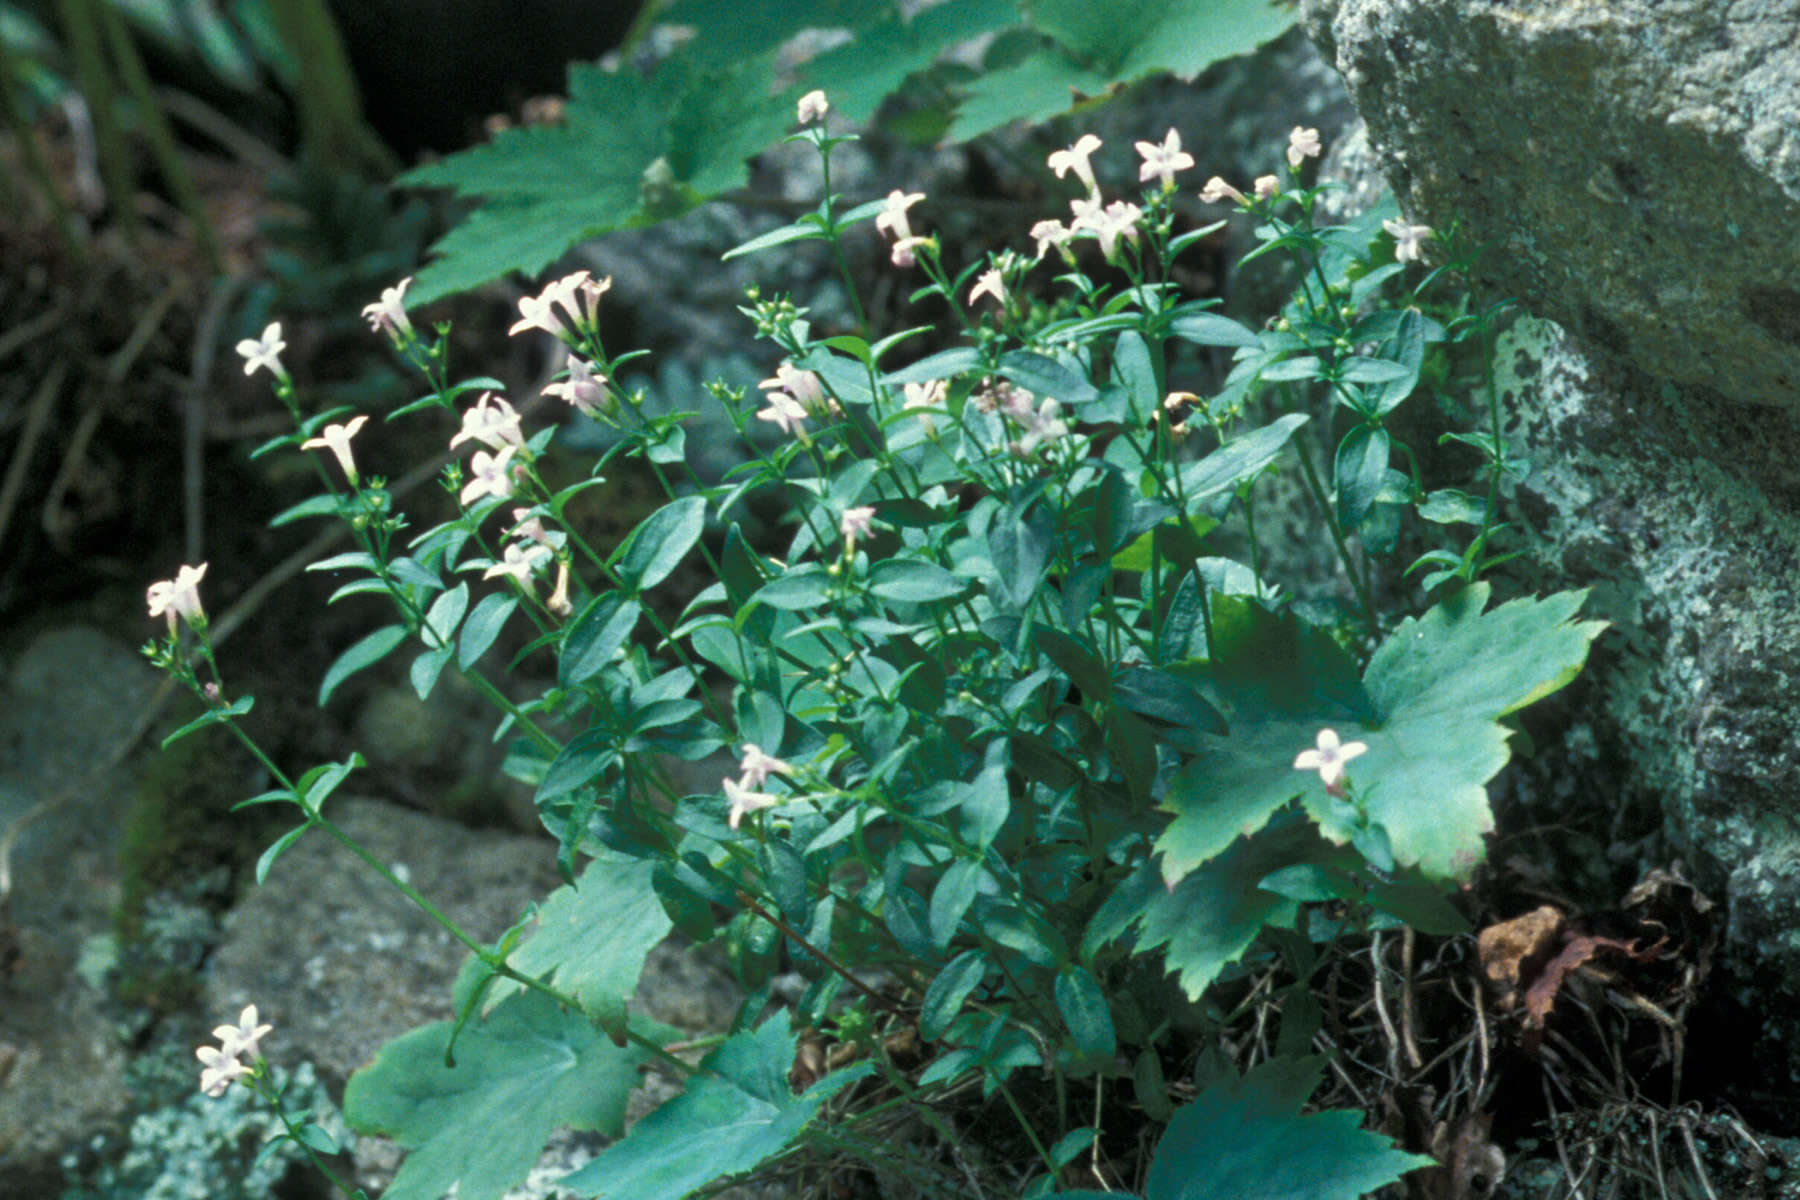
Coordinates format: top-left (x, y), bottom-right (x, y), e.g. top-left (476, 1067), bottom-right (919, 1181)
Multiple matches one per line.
top-left (142, 97), bottom-right (1603, 1199)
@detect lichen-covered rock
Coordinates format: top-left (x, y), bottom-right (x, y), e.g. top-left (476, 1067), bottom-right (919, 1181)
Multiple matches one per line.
top-left (1301, 0), bottom-right (1800, 406)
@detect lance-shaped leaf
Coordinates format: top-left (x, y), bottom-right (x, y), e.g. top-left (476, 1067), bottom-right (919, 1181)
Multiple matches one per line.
top-left (343, 991), bottom-right (654, 1200)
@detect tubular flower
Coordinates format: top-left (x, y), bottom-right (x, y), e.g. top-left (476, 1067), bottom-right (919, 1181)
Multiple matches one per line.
top-left (1287, 126), bottom-right (1322, 169)
top-left (738, 744), bottom-right (793, 790)
top-left (760, 362), bottom-right (832, 414)
top-left (543, 354), bottom-right (610, 416)
top-left (483, 539), bottom-right (553, 585)
top-left (969, 267), bottom-right (1008, 307)
top-left (1029, 218), bottom-right (1075, 262)
top-left (546, 560), bottom-right (573, 617)
top-left (840, 505), bottom-right (876, 542)
top-left (450, 392), bottom-right (525, 452)
top-left (146, 562), bottom-right (208, 632)
top-left (1383, 219), bottom-right (1434, 264)
top-left (1047, 133), bottom-right (1103, 197)
top-left (1254, 174), bottom-right (1280, 201)
top-left (236, 323), bottom-right (287, 380)
top-left (461, 445), bottom-right (518, 505)
top-left (1199, 176), bottom-right (1249, 207)
top-left (361, 278), bottom-right (414, 342)
top-left (1135, 128), bottom-right (1194, 191)
top-left (212, 1005), bottom-right (273, 1061)
top-left (902, 379), bottom-right (946, 432)
top-left (797, 90), bottom-right (828, 124)
top-left (509, 271), bottom-right (603, 343)
top-left (302, 415), bottom-right (370, 485)
top-left (875, 190), bottom-right (927, 268)
top-left (724, 777), bottom-right (780, 829)
top-left (755, 391), bottom-right (810, 439)
top-left (1294, 728), bottom-right (1368, 790)
top-left (1091, 201), bottom-right (1142, 259)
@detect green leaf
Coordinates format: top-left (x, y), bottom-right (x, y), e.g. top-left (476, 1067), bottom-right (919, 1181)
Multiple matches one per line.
top-left (800, 0), bottom-right (1021, 123)
top-left (1055, 966), bottom-right (1115, 1060)
top-left (480, 853), bottom-right (673, 1039)
top-left (1168, 311), bottom-right (1260, 349)
top-left (560, 1020), bottom-right (874, 1199)
top-left (1416, 488), bottom-right (1487, 526)
top-left (459, 593), bottom-right (519, 669)
top-left (929, 858), bottom-right (983, 952)
top-left (160, 695), bottom-right (254, 749)
top-left (869, 558), bottom-right (966, 604)
top-left (998, 350), bottom-right (1100, 408)
top-left (560, 593), bottom-right (642, 687)
top-left (534, 729), bottom-right (617, 804)
top-left (255, 823), bottom-right (312, 885)
top-left (343, 991), bottom-right (654, 1200)
top-left (1140, 1057), bottom-right (1431, 1200)
top-left (1177, 414), bottom-right (1308, 506)
top-left (1031, 0), bottom-right (1295, 81)
top-left (319, 625), bottom-right (409, 707)
top-left (921, 950), bottom-right (988, 1041)
top-left (615, 496), bottom-right (707, 594)
top-left (754, 567), bottom-right (833, 611)
top-left (1333, 425), bottom-right (1390, 531)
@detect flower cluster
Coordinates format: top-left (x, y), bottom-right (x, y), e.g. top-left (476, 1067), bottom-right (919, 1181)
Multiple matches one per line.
top-left (195, 1004), bottom-right (271, 1098)
top-left (723, 744), bottom-right (792, 829)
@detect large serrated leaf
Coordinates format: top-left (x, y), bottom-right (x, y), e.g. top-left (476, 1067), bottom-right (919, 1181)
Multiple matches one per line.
top-left (343, 991), bottom-right (653, 1200)
top-left (560, 1020), bottom-right (874, 1199)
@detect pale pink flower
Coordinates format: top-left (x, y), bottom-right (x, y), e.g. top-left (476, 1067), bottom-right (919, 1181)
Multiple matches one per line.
top-left (571, 273), bottom-right (612, 335)
top-left (760, 362), bottom-right (827, 413)
top-left (1047, 133), bottom-right (1102, 196)
top-left (483, 539), bottom-right (553, 584)
top-left (796, 89), bottom-right (829, 124)
top-left (361, 278), bottom-right (413, 341)
top-left (510, 508), bottom-right (553, 546)
top-left (1029, 218), bottom-right (1074, 261)
top-left (1091, 200), bottom-right (1142, 259)
top-left (1135, 128), bottom-right (1193, 190)
top-left (1198, 176), bottom-right (1249, 206)
top-left (902, 379), bottom-right (945, 432)
top-left (1010, 398), bottom-right (1068, 457)
top-left (302, 414), bottom-right (370, 484)
top-left (1287, 126), bottom-right (1322, 169)
top-left (235, 323), bottom-right (287, 380)
top-left (888, 236), bottom-right (930, 269)
top-left (1294, 728), bottom-right (1368, 790)
top-left (509, 272), bottom-right (598, 343)
top-left (196, 1044), bottom-right (250, 1098)
top-left (724, 777), bottom-right (781, 829)
top-left (840, 505), bottom-right (876, 542)
top-left (461, 445), bottom-right (517, 505)
top-left (1382, 218), bottom-right (1434, 264)
top-left (1254, 174), bottom-right (1280, 201)
top-left (212, 1005), bottom-right (273, 1061)
top-left (755, 391), bottom-right (810, 438)
top-left (969, 267), bottom-right (1008, 307)
top-left (547, 560), bottom-right (573, 617)
top-left (449, 393), bottom-right (524, 452)
top-left (146, 562), bottom-right (208, 631)
top-left (875, 190), bottom-right (926, 267)
top-left (543, 355), bottom-right (610, 416)
top-left (738, 744), bottom-right (792, 789)
top-left (1069, 192), bottom-right (1106, 233)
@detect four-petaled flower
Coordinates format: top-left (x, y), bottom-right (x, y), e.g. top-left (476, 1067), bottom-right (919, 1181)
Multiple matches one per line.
top-left (760, 362), bottom-right (828, 414)
top-left (738, 744), bottom-right (792, 790)
top-left (902, 379), bottom-right (946, 432)
top-left (212, 1005), bottom-right (273, 1061)
top-left (196, 1044), bottom-right (250, 1098)
top-left (449, 392), bottom-right (524, 452)
top-left (146, 562), bottom-right (208, 632)
top-left (969, 267), bottom-right (1008, 307)
top-left (361, 278), bottom-right (413, 342)
top-left (1009, 397), bottom-right (1069, 458)
top-left (1382, 218), bottom-right (1434, 264)
top-left (301, 414), bottom-right (370, 485)
top-left (1135, 128), bottom-right (1193, 191)
top-left (840, 505), bottom-right (876, 542)
top-left (875, 190), bottom-right (927, 268)
top-left (509, 271), bottom-right (606, 343)
top-left (755, 391), bottom-right (810, 439)
top-left (723, 776), bottom-right (781, 829)
top-left (1199, 176), bottom-right (1249, 207)
top-left (236, 323), bottom-right (287, 380)
top-left (1029, 218), bottom-right (1074, 262)
top-left (483, 539), bottom-right (553, 584)
top-left (543, 354), bottom-right (610, 416)
top-left (1047, 133), bottom-right (1102, 197)
top-left (796, 89), bottom-right (828, 124)
top-left (1089, 200), bottom-right (1142, 259)
top-left (1294, 728), bottom-right (1368, 790)
top-left (461, 445), bottom-right (517, 505)
top-left (1287, 126), bottom-right (1322, 168)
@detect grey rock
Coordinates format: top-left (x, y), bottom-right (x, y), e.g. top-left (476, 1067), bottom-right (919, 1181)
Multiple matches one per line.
top-left (1301, 0), bottom-right (1800, 406)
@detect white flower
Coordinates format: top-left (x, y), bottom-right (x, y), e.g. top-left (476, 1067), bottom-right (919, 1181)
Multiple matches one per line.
top-left (483, 539), bottom-right (553, 584)
top-left (542, 355), bottom-right (609, 416)
top-left (301, 414), bottom-right (370, 484)
top-left (449, 392), bottom-right (524, 452)
top-left (738, 744), bottom-right (792, 789)
top-left (797, 89), bottom-right (829, 124)
top-left (1009, 397), bottom-right (1068, 457)
top-left (146, 562), bottom-right (208, 631)
top-left (196, 1044), bottom-right (249, 1098)
top-left (755, 391), bottom-right (810, 438)
top-left (902, 379), bottom-right (945, 432)
top-left (875, 190), bottom-right (926, 267)
top-left (235, 323), bottom-right (287, 379)
top-left (1069, 192), bottom-right (1106, 234)
top-left (1135, 128), bottom-right (1193, 190)
top-left (724, 776), bottom-right (780, 829)
top-left (1254, 174), bottom-right (1280, 201)
top-left (760, 362), bottom-right (827, 413)
top-left (212, 1005), bottom-right (273, 1061)
top-left (509, 271), bottom-right (599, 343)
top-left (461, 445), bottom-right (517, 505)
top-left (1294, 728), bottom-right (1368, 788)
top-left (1047, 133), bottom-right (1103, 197)
top-left (1029, 218), bottom-right (1074, 261)
top-left (1382, 218), bottom-right (1434, 264)
top-left (1287, 126), bottom-right (1322, 168)
top-left (840, 505), bottom-right (876, 542)
top-left (546, 561), bottom-right (573, 618)
top-left (1091, 200), bottom-right (1142, 259)
top-left (361, 278), bottom-right (413, 341)
top-left (969, 267), bottom-right (1008, 307)
top-left (1199, 176), bottom-right (1248, 206)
